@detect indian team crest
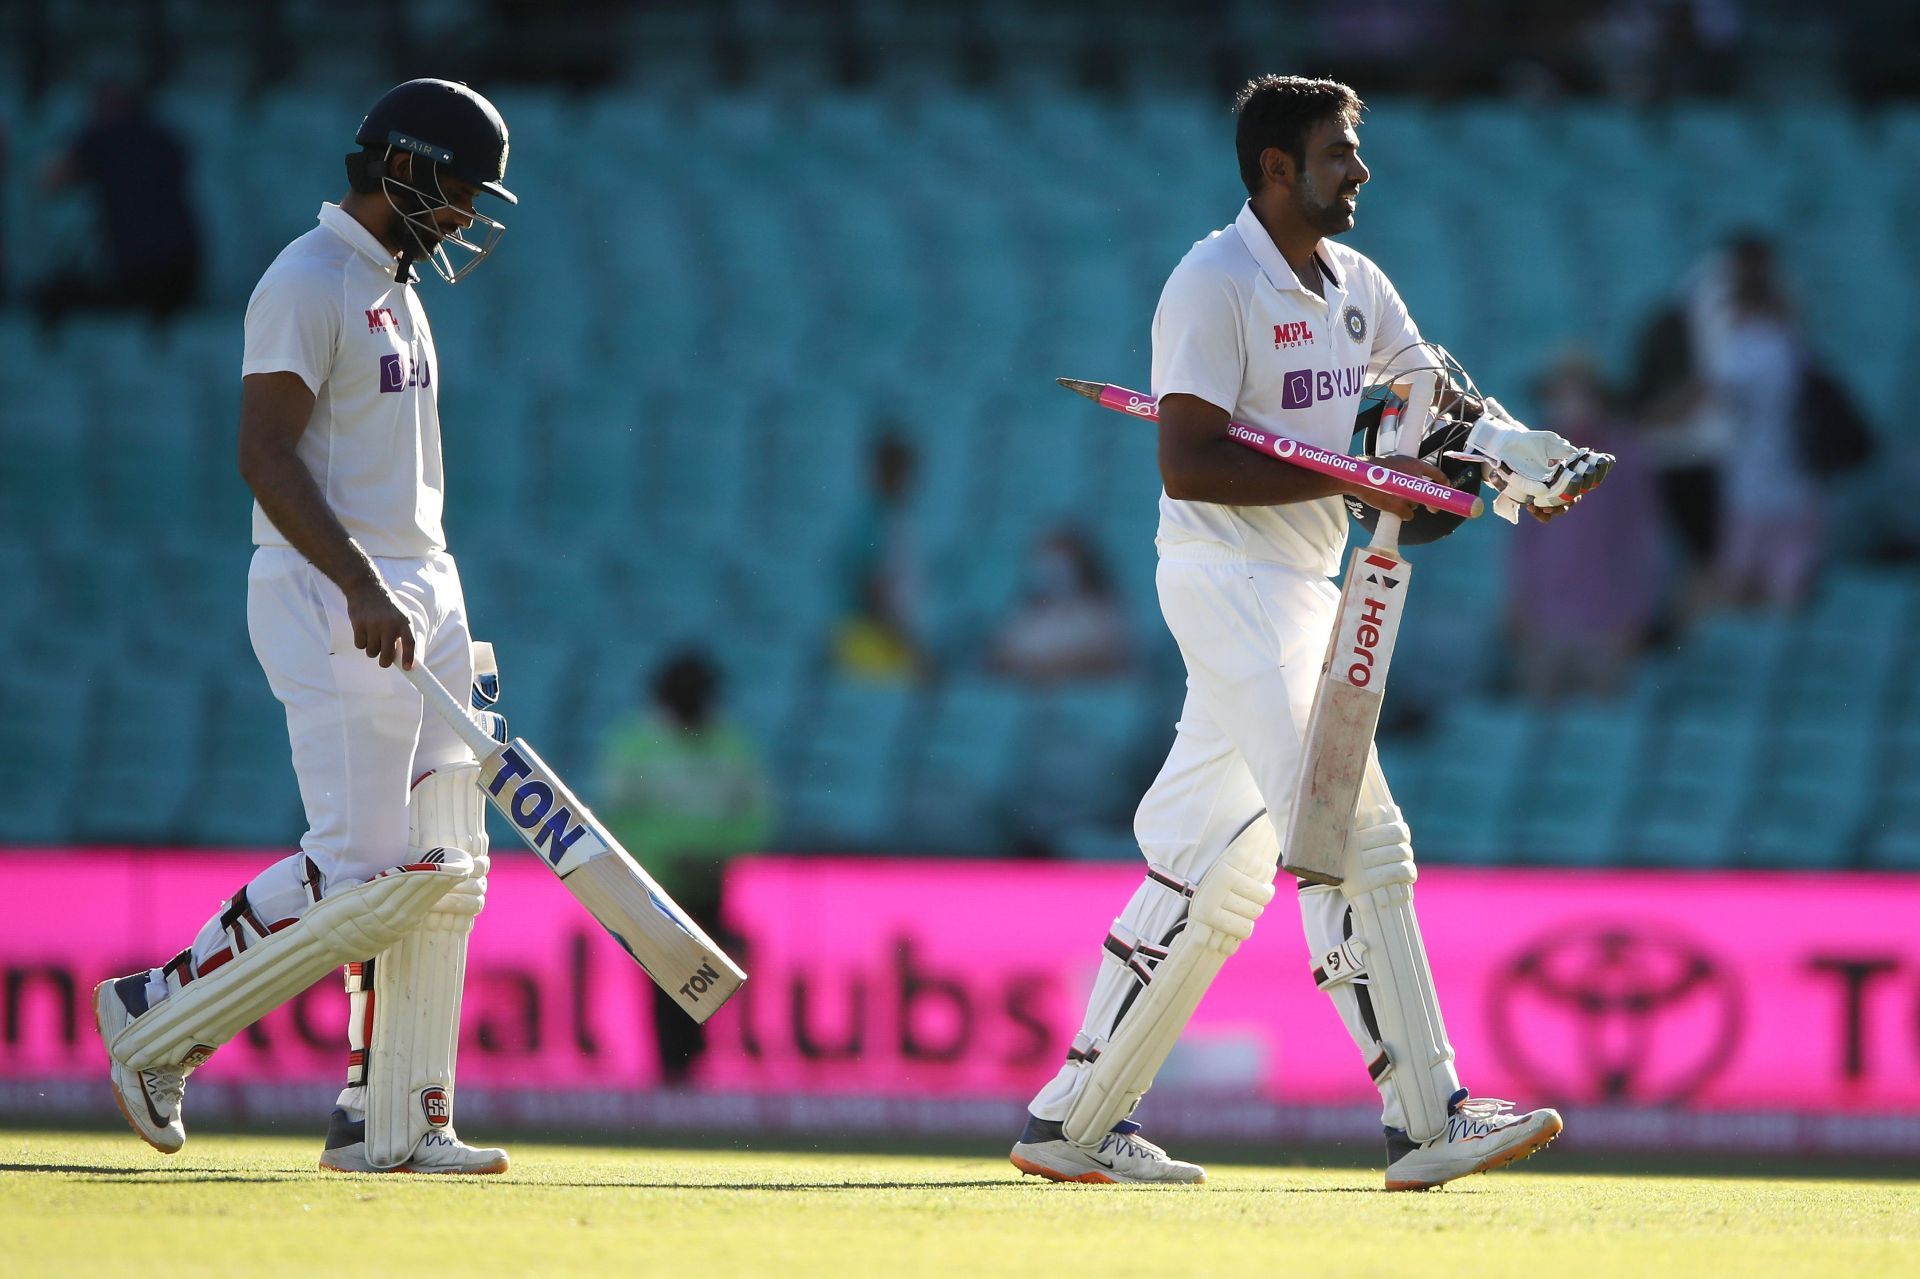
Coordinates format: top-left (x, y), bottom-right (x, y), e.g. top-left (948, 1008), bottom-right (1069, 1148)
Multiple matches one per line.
top-left (1342, 304), bottom-right (1367, 343)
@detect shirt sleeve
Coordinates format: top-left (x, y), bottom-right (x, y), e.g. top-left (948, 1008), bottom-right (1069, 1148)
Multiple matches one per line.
top-left (241, 262), bottom-right (340, 395)
top-left (1366, 261), bottom-right (1427, 382)
top-left (1150, 256), bottom-right (1246, 415)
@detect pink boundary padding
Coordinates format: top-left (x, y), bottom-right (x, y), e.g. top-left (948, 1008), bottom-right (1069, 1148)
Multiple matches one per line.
top-left (5, 850), bottom-right (1918, 1112)
top-left (1091, 381), bottom-right (1484, 519)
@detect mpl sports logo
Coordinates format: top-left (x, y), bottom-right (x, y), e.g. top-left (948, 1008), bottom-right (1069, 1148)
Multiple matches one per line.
top-left (1273, 320), bottom-right (1314, 350)
top-left (1281, 363), bottom-right (1366, 410)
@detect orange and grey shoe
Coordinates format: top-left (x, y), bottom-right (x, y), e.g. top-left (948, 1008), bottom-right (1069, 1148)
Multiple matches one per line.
top-left (1010, 1115), bottom-right (1205, 1185)
top-left (93, 975), bottom-right (192, 1154)
top-left (1384, 1091), bottom-right (1562, 1190)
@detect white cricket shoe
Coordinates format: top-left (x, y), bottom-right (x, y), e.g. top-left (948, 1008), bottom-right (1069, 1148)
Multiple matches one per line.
top-left (317, 1108), bottom-right (510, 1175)
top-left (93, 975), bottom-right (193, 1154)
top-left (1010, 1115), bottom-right (1206, 1185)
top-left (1384, 1092), bottom-right (1562, 1191)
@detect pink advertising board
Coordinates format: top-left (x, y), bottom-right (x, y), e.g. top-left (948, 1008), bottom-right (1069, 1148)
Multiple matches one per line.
top-left (4, 849), bottom-right (1919, 1114)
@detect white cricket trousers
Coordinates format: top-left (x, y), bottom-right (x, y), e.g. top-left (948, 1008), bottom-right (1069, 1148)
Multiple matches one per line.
top-left (159, 548), bottom-right (477, 985)
top-left (1029, 543), bottom-right (1420, 1130)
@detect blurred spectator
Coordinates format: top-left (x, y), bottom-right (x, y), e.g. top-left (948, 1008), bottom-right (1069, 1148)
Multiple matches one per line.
top-left (1682, 235), bottom-right (1829, 610)
top-left (833, 429), bottom-right (926, 680)
top-left (1508, 353), bottom-right (1664, 700)
top-left (1630, 231), bottom-right (1835, 621)
top-left (596, 651), bottom-right (773, 1084)
top-left (1581, 0), bottom-right (1742, 101)
top-left (30, 81), bottom-right (203, 328)
top-left (1708, 238), bottom-right (1836, 609)
top-left (987, 526), bottom-right (1132, 684)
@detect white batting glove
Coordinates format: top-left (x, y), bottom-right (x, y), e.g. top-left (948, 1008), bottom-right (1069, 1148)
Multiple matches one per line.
top-left (1452, 398), bottom-right (1615, 522)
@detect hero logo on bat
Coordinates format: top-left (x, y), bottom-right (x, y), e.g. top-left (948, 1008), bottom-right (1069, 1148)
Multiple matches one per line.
top-left (1342, 554), bottom-right (1405, 689)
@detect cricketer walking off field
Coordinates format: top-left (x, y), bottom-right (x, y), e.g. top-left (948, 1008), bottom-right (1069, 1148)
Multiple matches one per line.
top-left (91, 79), bottom-right (522, 1175)
top-left (1011, 76), bottom-right (1611, 1189)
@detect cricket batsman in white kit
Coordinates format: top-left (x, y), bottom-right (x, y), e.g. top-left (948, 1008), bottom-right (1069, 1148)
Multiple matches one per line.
top-left (1011, 77), bottom-right (1611, 1189)
top-left (92, 79), bottom-right (520, 1174)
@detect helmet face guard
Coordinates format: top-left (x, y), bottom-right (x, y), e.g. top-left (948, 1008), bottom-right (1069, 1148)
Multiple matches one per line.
top-left (379, 131), bottom-right (506, 285)
top-left (1344, 342), bottom-right (1486, 545)
top-left (354, 80), bottom-right (516, 285)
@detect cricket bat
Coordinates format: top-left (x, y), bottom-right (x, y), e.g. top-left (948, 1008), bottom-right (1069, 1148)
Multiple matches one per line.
top-left (406, 657), bottom-right (747, 1022)
top-left (1281, 385), bottom-right (1422, 885)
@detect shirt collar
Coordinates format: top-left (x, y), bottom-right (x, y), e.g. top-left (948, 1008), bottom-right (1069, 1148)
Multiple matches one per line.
top-left (317, 203), bottom-right (409, 276)
top-left (1234, 200), bottom-right (1343, 294)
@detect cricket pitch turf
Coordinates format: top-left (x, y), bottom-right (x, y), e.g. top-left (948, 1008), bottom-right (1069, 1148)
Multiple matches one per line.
top-left (3, 1130), bottom-right (1913, 1278)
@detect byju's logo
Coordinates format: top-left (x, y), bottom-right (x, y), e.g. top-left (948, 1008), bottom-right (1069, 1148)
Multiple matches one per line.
top-left (1280, 364), bottom-right (1366, 410)
top-left (379, 352), bottom-right (432, 393)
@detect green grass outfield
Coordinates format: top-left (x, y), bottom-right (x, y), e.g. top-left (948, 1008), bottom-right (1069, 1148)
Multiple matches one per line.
top-left (3, 1131), bottom-right (1914, 1279)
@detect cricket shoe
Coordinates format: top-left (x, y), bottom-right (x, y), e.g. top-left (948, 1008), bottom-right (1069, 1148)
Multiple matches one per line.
top-left (1010, 1114), bottom-right (1206, 1185)
top-left (1384, 1091), bottom-right (1562, 1191)
top-left (317, 1108), bottom-right (510, 1175)
top-left (92, 975), bottom-right (193, 1155)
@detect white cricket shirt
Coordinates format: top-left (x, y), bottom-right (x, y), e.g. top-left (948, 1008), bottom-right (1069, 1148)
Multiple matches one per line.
top-left (1151, 201), bottom-right (1424, 577)
top-left (243, 204), bottom-right (445, 557)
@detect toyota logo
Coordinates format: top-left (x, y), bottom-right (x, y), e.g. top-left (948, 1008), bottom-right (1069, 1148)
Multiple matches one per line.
top-left (1489, 924), bottom-right (1743, 1104)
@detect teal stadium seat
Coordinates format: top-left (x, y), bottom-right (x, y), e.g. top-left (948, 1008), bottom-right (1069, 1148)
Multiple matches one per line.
top-left (1509, 706), bottom-right (1648, 866)
top-left (190, 681), bottom-right (306, 848)
top-left (70, 671), bottom-right (211, 845)
top-left (775, 677), bottom-right (920, 850)
top-left (893, 676), bottom-right (1031, 854)
top-left (0, 674), bottom-right (90, 844)
top-left (1627, 711), bottom-right (1765, 867)
top-left (1406, 703), bottom-right (1539, 864)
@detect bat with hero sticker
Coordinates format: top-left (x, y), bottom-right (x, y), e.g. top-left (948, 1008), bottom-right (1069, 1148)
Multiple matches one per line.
top-left (1058, 375), bottom-right (1438, 886)
top-left (405, 659), bottom-right (746, 1021)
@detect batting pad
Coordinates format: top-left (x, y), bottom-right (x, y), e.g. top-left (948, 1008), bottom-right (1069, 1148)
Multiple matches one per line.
top-left (110, 853), bottom-right (472, 1072)
top-left (1343, 880), bottom-right (1460, 1142)
top-left (362, 765), bottom-right (490, 1168)
top-left (1062, 817), bottom-right (1279, 1147)
top-left (1322, 768), bottom-right (1460, 1142)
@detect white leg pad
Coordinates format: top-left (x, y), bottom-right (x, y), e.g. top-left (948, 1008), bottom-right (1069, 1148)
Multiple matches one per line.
top-left (109, 853), bottom-right (472, 1072)
top-left (1061, 815), bottom-right (1279, 1147)
top-left (354, 762), bottom-right (490, 1170)
top-left (1310, 787), bottom-right (1460, 1142)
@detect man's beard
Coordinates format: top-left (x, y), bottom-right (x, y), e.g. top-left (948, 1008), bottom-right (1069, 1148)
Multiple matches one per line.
top-left (1299, 180), bottom-right (1356, 235)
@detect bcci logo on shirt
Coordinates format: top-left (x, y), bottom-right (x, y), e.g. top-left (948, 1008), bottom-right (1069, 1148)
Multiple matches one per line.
top-left (1273, 321), bottom-right (1314, 350)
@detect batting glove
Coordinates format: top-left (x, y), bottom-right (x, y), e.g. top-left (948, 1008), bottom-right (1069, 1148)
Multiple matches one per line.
top-left (1450, 398), bottom-right (1615, 522)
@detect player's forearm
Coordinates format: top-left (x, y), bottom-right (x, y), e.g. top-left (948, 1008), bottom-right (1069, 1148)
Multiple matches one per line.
top-left (1160, 436), bottom-right (1355, 507)
top-left (239, 444), bottom-right (384, 594)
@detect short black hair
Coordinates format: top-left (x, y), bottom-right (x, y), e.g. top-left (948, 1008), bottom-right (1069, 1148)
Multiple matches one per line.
top-left (1233, 75), bottom-right (1364, 198)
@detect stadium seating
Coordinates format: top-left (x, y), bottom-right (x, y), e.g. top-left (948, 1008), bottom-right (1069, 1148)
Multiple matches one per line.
top-left (2, 82), bottom-right (1916, 869)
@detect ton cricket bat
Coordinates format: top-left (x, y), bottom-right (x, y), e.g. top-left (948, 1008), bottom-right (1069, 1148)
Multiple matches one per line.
top-left (406, 658), bottom-right (746, 1022)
